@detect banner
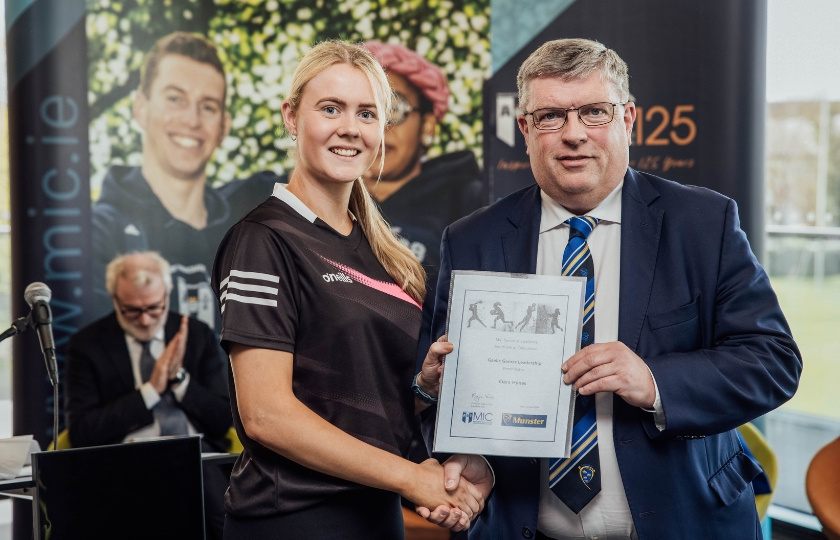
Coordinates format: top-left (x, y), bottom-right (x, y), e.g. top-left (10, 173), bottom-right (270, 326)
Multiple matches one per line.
top-left (7, 0), bottom-right (769, 537)
top-left (7, 0), bottom-right (90, 448)
top-left (8, 0), bottom-right (490, 452)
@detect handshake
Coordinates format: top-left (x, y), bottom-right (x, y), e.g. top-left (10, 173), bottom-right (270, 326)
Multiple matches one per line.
top-left (409, 338), bottom-right (493, 531)
top-left (409, 454), bottom-right (494, 532)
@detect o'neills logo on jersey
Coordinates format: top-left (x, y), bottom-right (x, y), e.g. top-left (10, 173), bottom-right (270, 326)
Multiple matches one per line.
top-left (322, 272), bottom-right (353, 283)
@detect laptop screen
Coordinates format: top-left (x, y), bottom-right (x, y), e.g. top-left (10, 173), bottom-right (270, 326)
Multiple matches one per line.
top-left (31, 436), bottom-right (205, 540)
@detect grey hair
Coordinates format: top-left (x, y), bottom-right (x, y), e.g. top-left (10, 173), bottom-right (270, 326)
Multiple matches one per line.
top-left (517, 38), bottom-right (630, 111)
top-left (105, 251), bottom-right (173, 296)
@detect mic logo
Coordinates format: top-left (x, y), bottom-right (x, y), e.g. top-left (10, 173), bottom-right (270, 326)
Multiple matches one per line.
top-left (462, 411), bottom-right (493, 425)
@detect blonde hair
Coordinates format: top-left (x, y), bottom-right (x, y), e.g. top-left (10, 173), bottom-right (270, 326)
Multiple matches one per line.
top-left (105, 251), bottom-right (173, 296)
top-left (285, 40), bottom-right (426, 304)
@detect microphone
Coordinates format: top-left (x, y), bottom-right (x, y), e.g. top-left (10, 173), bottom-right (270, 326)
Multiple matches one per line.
top-left (25, 282), bottom-right (59, 386)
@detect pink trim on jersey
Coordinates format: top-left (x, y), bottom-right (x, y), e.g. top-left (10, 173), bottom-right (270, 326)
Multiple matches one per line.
top-left (318, 255), bottom-right (421, 309)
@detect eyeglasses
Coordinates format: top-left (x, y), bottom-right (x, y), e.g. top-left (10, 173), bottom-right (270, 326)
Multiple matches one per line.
top-left (113, 293), bottom-right (167, 320)
top-left (523, 102), bottom-right (626, 131)
top-left (388, 92), bottom-right (419, 126)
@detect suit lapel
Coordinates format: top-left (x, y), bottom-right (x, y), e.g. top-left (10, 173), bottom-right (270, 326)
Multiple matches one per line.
top-left (502, 185), bottom-right (542, 273)
top-left (618, 170), bottom-right (663, 351)
top-left (100, 314), bottom-right (136, 390)
top-left (163, 312), bottom-right (179, 342)
top-left (508, 177), bottom-right (659, 349)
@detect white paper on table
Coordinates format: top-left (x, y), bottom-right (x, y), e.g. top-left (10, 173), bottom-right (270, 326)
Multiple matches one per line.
top-left (0, 434), bottom-right (38, 479)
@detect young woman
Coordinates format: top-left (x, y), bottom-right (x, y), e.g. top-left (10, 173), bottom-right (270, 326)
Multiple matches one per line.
top-left (212, 40), bottom-right (482, 539)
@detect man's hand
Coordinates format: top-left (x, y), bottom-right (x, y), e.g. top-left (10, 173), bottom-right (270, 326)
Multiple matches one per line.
top-left (562, 341), bottom-right (655, 408)
top-left (415, 335), bottom-right (453, 413)
top-left (416, 454), bottom-right (493, 530)
top-left (403, 458), bottom-right (484, 532)
top-left (149, 315), bottom-right (188, 393)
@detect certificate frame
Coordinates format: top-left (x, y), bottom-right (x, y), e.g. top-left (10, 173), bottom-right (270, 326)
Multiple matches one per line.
top-left (433, 271), bottom-right (585, 457)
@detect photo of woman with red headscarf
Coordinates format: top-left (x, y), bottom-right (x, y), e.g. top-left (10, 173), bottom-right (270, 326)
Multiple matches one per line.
top-left (361, 41), bottom-right (488, 305)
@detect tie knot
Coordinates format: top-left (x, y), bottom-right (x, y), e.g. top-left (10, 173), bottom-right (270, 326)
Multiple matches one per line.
top-left (567, 216), bottom-right (598, 240)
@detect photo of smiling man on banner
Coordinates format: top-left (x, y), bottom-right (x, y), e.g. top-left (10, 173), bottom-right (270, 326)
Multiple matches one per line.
top-left (91, 32), bottom-right (236, 333)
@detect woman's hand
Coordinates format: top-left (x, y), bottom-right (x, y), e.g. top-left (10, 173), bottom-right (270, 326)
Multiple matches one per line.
top-left (417, 454), bottom-right (493, 530)
top-left (401, 458), bottom-right (484, 532)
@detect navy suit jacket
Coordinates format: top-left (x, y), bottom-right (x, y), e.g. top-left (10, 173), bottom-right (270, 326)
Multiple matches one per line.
top-left (65, 312), bottom-right (232, 452)
top-left (423, 169), bottom-right (802, 539)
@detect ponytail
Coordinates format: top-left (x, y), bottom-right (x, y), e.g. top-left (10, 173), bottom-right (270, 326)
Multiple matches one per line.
top-left (349, 179), bottom-right (426, 304)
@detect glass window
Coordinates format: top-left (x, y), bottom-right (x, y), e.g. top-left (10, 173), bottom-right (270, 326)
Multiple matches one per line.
top-left (1, 5), bottom-right (12, 534)
top-left (764, 0), bottom-right (840, 528)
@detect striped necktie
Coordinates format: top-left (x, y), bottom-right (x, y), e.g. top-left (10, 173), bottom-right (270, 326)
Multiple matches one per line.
top-left (549, 215), bottom-right (601, 513)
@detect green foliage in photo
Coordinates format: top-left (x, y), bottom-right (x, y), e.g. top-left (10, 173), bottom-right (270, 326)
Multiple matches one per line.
top-left (86, 0), bottom-right (490, 193)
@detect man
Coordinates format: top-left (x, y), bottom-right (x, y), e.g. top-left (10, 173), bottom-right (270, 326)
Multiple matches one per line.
top-left (92, 31), bottom-right (233, 332)
top-left (467, 300), bottom-right (485, 328)
top-left (417, 39), bottom-right (802, 538)
top-left (489, 301), bottom-right (512, 329)
top-left (65, 251), bottom-right (232, 540)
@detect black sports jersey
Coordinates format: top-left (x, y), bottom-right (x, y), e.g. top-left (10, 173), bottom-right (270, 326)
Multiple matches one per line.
top-left (212, 186), bottom-right (422, 517)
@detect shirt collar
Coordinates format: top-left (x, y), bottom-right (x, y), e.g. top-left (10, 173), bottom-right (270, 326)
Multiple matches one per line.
top-left (539, 181), bottom-right (624, 233)
top-left (272, 183), bottom-right (318, 222)
top-left (271, 182), bottom-right (357, 223)
top-left (130, 325), bottom-right (165, 347)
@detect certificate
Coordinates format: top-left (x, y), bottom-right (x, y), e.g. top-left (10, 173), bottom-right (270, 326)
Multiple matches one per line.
top-left (432, 271), bottom-right (585, 458)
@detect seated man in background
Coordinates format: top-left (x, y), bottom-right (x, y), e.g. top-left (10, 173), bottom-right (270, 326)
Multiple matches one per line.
top-left (65, 251), bottom-right (232, 540)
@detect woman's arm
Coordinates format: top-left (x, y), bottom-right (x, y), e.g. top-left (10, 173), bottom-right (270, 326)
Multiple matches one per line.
top-left (229, 343), bottom-right (483, 529)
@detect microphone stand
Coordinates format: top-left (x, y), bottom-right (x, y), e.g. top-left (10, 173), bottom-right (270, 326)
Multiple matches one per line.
top-left (0, 317), bottom-right (29, 342)
top-left (50, 364), bottom-right (59, 450)
top-left (1, 316), bottom-right (61, 450)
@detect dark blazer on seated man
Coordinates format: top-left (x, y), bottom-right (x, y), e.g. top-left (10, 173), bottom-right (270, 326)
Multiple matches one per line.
top-left (65, 309), bottom-right (231, 451)
top-left (65, 251), bottom-right (231, 540)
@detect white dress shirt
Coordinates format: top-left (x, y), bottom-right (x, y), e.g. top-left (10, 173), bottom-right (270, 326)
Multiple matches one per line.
top-left (535, 182), bottom-right (638, 540)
